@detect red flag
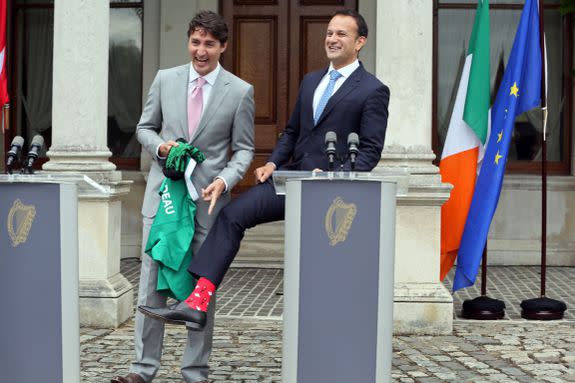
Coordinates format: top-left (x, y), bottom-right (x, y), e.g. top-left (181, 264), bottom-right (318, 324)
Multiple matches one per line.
top-left (0, 0), bottom-right (8, 105)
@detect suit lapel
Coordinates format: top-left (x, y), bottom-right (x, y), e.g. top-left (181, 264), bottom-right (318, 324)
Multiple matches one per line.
top-left (315, 65), bottom-right (364, 127)
top-left (303, 69), bottom-right (327, 127)
top-left (177, 64), bottom-right (190, 140)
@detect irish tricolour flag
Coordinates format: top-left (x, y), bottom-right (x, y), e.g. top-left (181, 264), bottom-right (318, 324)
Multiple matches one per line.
top-left (439, 0), bottom-right (490, 281)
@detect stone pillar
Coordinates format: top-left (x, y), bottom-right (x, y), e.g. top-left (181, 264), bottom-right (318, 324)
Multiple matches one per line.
top-left (45, 0), bottom-right (132, 328)
top-left (375, 0), bottom-right (453, 334)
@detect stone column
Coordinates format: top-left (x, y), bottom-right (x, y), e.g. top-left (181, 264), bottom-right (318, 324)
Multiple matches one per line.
top-left (375, 0), bottom-right (453, 334)
top-left (45, 0), bottom-right (132, 328)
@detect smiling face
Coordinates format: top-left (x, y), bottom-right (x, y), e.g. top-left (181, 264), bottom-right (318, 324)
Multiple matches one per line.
top-left (325, 15), bottom-right (366, 69)
top-left (187, 28), bottom-right (227, 76)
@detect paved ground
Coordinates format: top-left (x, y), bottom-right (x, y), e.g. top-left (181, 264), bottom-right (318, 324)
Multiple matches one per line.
top-left (81, 259), bottom-right (575, 382)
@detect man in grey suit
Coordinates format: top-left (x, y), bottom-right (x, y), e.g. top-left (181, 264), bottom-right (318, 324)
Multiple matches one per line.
top-left (111, 11), bottom-right (254, 383)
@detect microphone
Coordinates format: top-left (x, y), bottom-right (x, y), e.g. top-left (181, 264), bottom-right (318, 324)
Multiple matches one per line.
top-left (22, 135), bottom-right (44, 174)
top-left (347, 132), bottom-right (359, 171)
top-left (325, 131), bottom-right (337, 171)
top-left (6, 136), bottom-right (24, 171)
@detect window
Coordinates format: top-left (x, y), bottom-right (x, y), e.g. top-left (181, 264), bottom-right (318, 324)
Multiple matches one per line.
top-left (10, 0), bottom-right (143, 170)
top-left (108, 4), bottom-right (143, 169)
top-left (433, 0), bottom-right (572, 174)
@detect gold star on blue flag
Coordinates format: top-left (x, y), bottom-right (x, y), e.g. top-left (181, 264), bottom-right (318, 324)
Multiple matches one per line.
top-left (453, 0), bottom-right (542, 291)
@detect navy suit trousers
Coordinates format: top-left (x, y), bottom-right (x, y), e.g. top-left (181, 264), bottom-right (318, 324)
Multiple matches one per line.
top-left (188, 179), bottom-right (285, 286)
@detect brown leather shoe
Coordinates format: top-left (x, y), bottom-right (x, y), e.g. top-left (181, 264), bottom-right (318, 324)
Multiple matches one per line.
top-left (110, 373), bottom-right (146, 383)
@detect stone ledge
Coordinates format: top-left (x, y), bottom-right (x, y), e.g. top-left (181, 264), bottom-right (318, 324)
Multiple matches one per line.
top-left (393, 300), bottom-right (453, 335)
top-left (79, 272), bottom-right (133, 299)
top-left (394, 282), bottom-right (453, 303)
top-left (503, 174), bottom-right (575, 191)
top-left (79, 273), bottom-right (134, 328)
top-left (393, 282), bottom-right (453, 335)
top-left (80, 291), bottom-right (134, 328)
top-left (379, 145), bottom-right (439, 175)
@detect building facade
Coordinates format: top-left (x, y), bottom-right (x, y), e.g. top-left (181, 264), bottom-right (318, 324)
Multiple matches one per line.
top-left (2, 0), bottom-right (573, 331)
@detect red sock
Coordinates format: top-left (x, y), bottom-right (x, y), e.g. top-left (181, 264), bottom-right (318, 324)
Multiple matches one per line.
top-left (184, 277), bottom-right (216, 312)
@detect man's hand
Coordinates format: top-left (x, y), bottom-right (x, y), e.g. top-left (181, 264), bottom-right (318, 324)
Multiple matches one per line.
top-left (158, 140), bottom-right (179, 158)
top-left (254, 163), bottom-right (275, 183)
top-left (202, 178), bottom-right (226, 215)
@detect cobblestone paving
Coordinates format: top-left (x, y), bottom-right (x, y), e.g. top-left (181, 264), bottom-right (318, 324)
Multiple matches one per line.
top-left (446, 266), bottom-right (575, 320)
top-left (82, 319), bottom-right (575, 382)
top-left (81, 318), bottom-right (282, 383)
top-left (122, 259), bottom-right (575, 321)
top-left (80, 260), bottom-right (575, 382)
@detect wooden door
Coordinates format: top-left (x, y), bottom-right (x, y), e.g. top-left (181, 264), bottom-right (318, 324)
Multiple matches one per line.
top-left (221, 0), bottom-right (357, 194)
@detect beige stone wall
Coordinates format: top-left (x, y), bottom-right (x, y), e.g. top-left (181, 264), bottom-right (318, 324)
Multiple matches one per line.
top-left (120, 171), bottom-right (146, 259)
top-left (488, 176), bottom-right (575, 266)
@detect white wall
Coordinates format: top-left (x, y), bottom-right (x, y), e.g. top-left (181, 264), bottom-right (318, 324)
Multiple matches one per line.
top-left (359, 0), bottom-right (376, 74)
top-left (488, 176), bottom-right (575, 265)
top-left (159, 0), bottom-right (217, 68)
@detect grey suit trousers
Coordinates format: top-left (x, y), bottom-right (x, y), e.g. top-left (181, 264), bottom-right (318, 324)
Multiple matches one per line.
top-left (130, 217), bottom-right (216, 383)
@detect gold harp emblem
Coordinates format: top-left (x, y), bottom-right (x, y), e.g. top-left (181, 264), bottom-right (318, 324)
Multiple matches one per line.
top-left (7, 199), bottom-right (36, 247)
top-left (325, 197), bottom-right (357, 246)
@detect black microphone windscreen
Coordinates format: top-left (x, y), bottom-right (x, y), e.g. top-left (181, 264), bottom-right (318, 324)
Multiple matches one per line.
top-left (325, 131), bottom-right (337, 144)
top-left (347, 132), bottom-right (359, 146)
top-left (11, 136), bottom-right (24, 148)
top-left (30, 135), bottom-right (44, 148)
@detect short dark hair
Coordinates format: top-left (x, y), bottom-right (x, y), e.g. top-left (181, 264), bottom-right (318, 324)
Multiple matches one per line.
top-left (332, 9), bottom-right (368, 38)
top-left (187, 10), bottom-right (228, 44)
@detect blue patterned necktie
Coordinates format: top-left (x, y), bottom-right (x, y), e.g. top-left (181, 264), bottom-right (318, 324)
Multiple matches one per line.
top-left (314, 70), bottom-right (342, 125)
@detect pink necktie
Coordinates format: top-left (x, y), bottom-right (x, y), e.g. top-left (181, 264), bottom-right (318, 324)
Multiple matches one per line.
top-left (188, 77), bottom-right (205, 139)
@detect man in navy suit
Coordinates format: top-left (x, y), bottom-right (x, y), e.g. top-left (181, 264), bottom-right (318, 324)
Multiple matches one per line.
top-left (139, 9), bottom-right (390, 329)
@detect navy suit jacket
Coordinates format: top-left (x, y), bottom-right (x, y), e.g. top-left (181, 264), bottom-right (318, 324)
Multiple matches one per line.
top-left (268, 64), bottom-right (390, 171)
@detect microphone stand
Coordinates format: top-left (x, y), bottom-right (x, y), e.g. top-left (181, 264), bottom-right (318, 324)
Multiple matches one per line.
top-left (327, 154), bottom-right (335, 171)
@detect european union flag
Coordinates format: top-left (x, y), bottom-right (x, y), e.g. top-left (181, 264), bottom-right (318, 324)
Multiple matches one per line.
top-left (453, 0), bottom-right (541, 291)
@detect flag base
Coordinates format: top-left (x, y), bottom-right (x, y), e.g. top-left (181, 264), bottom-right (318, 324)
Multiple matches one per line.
top-left (520, 297), bottom-right (566, 320)
top-left (461, 295), bottom-right (505, 320)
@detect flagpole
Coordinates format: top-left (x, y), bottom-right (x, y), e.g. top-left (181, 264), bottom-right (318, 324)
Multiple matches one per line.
top-left (480, 247), bottom-right (487, 296)
top-left (539, 0), bottom-right (547, 299)
top-left (1, 103), bottom-right (8, 134)
top-left (520, 0), bottom-right (566, 320)
top-left (461, 240), bottom-right (506, 320)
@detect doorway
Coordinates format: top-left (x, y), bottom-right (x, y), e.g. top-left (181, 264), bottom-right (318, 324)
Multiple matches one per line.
top-left (221, 0), bottom-right (358, 193)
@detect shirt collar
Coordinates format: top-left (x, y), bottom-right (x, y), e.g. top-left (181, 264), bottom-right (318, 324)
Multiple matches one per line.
top-left (188, 62), bottom-right (221, 86)
top-left (328, 60), bottom-right (359, 79)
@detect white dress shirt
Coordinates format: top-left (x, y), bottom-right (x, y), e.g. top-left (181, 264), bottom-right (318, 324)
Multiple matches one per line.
top-left (312, 59), bottom-right (360, 117)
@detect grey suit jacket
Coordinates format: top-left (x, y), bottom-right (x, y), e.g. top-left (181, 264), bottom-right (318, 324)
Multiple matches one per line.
top-left (137, 64), bottom-right (255, 230)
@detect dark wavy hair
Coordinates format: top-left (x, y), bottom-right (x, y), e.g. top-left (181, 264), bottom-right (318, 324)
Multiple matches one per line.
top-left (187, 10), bottom-right (228, 44)
top-left (333, 9), bottom-right (368, 38)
